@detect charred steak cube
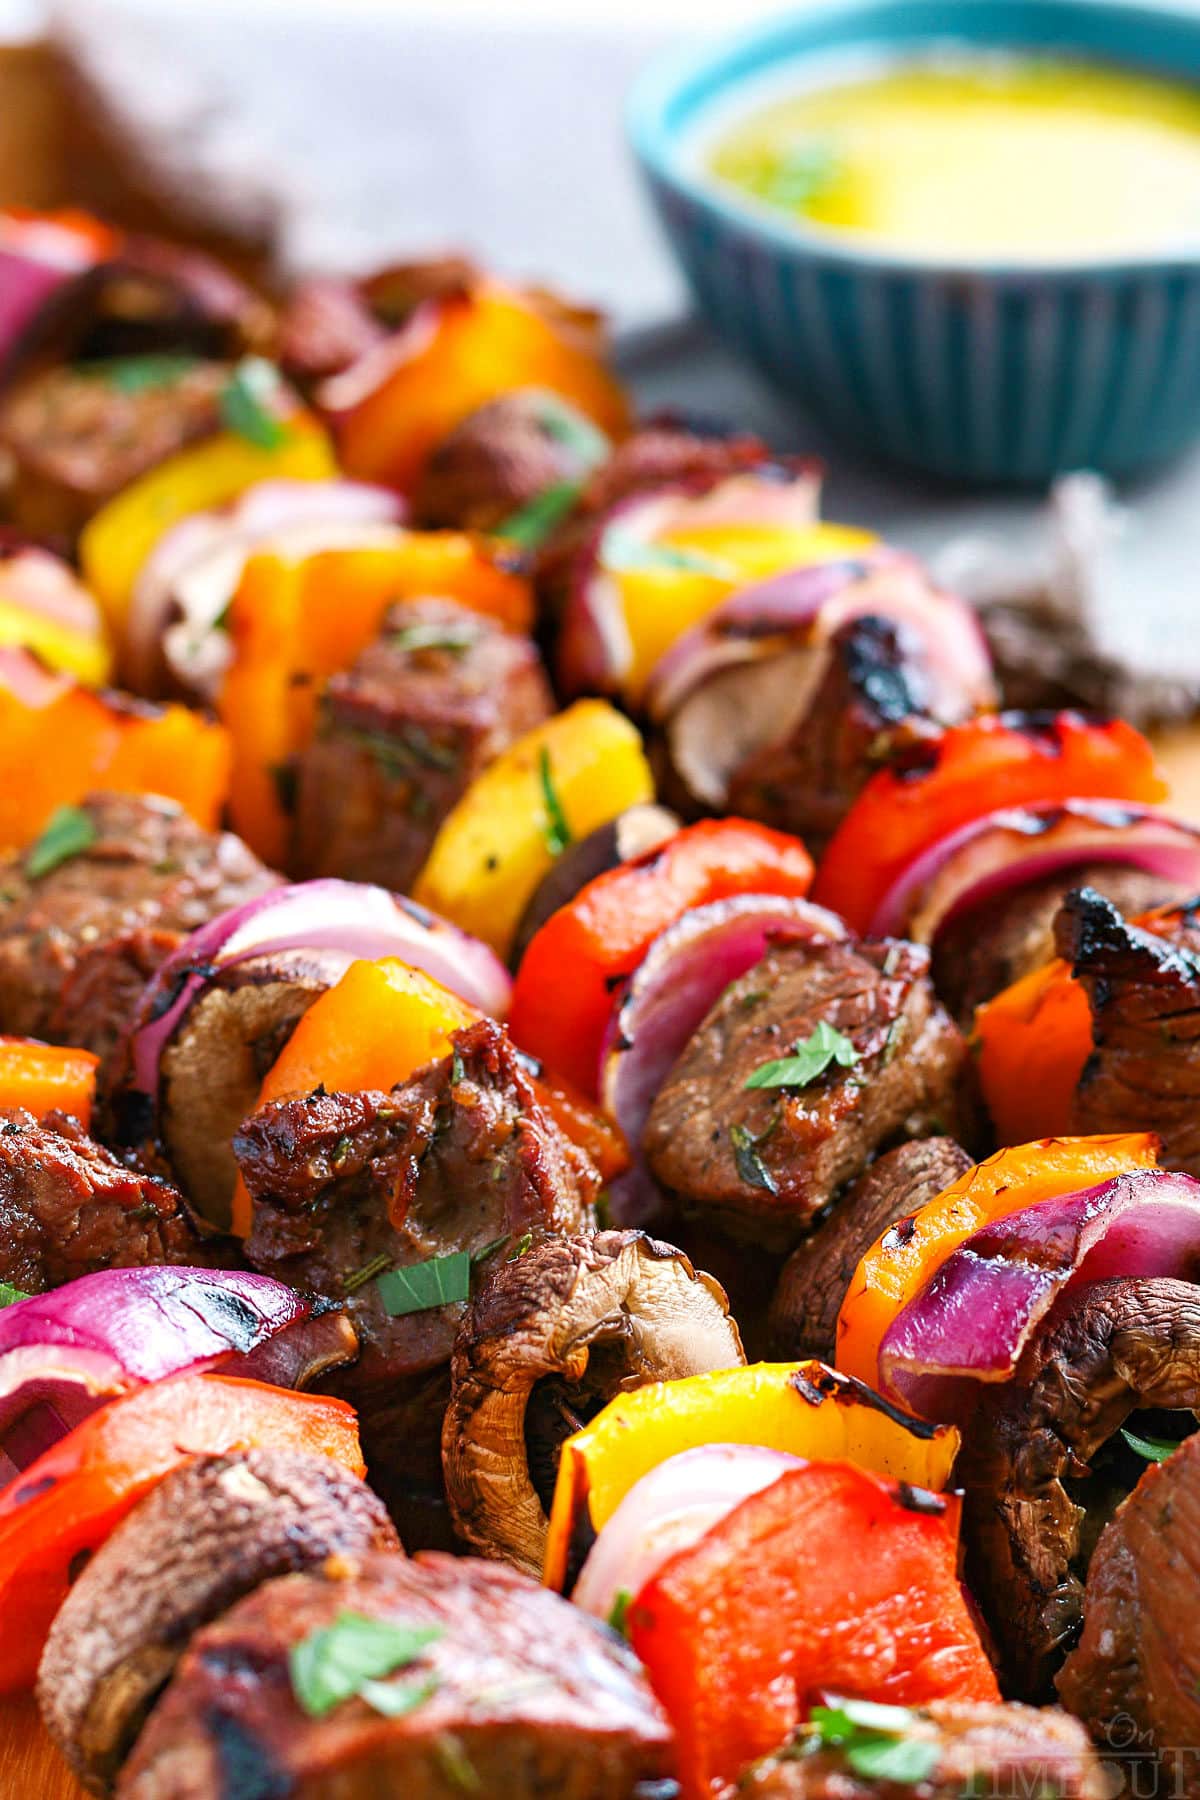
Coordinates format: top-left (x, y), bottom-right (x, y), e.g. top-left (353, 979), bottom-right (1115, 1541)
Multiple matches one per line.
top-left (0, 792), bottom-right (275, 1067)
top-left (0, 1108), bottom-right (198, 1292)
top-left (116, 1551), bottom-right (674, 1799)
top-left (740, 1699), bottom-right (1105, 1798)
top-left (0, 360), bottom-right (230, 546)
top-left (235, 1018), bottom-right (597, 1520)
top-left (1053, 887), bottom-right (1200, 1174)
top-left (290, 598), bottom-right (553, 892)
top-left (769, 1136), bottom-right (972, 1362)
top-left (643, 938), bottom-right (969, 1247)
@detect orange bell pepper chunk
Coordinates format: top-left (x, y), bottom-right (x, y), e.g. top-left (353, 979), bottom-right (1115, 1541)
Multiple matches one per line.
top-left (629, 1460), bottom-right (998, 1799)
top-left (0, 1372), bottom-right (362, 1692)
top-left (973, 958), bottom-right (1093, 1144)
top-left (0, 1038), bottom-right (98, 1129)
top-left (530, 1073), bottom-right (629, 1184)
top-left (230, 958), bottom-right (478, 1235)
top-left (543, 1361), bottom-right (958, 1595)
top-left (333, 282), bottom-right (630, 490)
top-left (219, 534), bottom-right (531, 864)
top-left (510, 818), bottom-right (814, 1097)
top-left (0, 650), bottom-right (231, 845)
top-left (835, 1133), bottom-right (1159, 1391)
top-left (813, 713), bottom-right (1167, 933)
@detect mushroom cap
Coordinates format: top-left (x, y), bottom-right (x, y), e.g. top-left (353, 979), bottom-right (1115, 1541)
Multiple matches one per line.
top-left (510, 803), bottom-right (681, 968)
top-left (38, 1449), bottom-right (399, 1794)
top-left (442, 1229), bottom-right (744, 1575)
top-left (957, 1275), bottom-right (1200, 1699)
top-left (154, 950), bottom-right (338, 1228)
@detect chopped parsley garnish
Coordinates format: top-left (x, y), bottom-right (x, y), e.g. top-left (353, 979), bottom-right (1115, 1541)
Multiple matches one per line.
top-left (498, 480), bottom-right (583, 550)
top-left (1121, 1426), bottom-right (1186, 1464)
top-left (508, 1231), bottom-right (533, 1261)
top-left (805, 1700), bottom-right (939, 1785)
top-left (759, 139), bottom-right (841, 213)
top-left (538, 746), bottom-right (573, 857)
top-left (390, 619), bottom-right (481, 656)
top-left (83, 352), bottom-right (200, 394)
top-left (288, 1610), bottom-right (442, 1717)
top-left (602, 527), bottom-right (737, 580)
top-left (342, 1252), bottom-right (392, 1296)
top-left (534, 393), bottom-right (609, 468)
top-left (0, 1281), bottom-right (28, 1310)
top-left (376, 1250), bottom-right (472, 1317)
top-left (25, 805), bottom-right (97, 879)
top-left (729, 1122), bottom-right (778, 1194)
top-left (745, 1021), bottom-right (860, 1091)
top-left (358, 1674), bottom-right (439, 1718)
top-left (220, 356), bottom-right (291, 450)
top-left (606, 1588), bottom-right (633, 1639)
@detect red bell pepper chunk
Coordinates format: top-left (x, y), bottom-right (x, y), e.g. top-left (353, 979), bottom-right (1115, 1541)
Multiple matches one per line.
top-left (509, 818), bottom-right (814, 1096)
top-left (813, 712), bottom-right (1166, 934)
top-left (629, 1460), bottom-right (999, 1800)
top-left (0, 1371), bottom-right (363, 1692)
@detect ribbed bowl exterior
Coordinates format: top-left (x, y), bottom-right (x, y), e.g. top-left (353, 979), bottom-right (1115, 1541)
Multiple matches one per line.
top-left (630, 1), bottom-right (1200, 483)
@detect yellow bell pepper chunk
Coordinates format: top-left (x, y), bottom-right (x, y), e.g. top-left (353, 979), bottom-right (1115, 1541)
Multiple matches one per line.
top-left (413, 700), bottom-right (654, 958)
top-left (611, 519), bottom-right (877, 699)
top-left (79, 416), bottom-right (336, 638)
top-left (543, 1360), bottom-right (959, 1592)
top-left (0, 598), bottom-right (111, 687)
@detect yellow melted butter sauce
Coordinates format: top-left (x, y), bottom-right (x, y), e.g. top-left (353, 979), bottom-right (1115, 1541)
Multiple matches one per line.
top-left (707, 55), bottom-right (1200, 260)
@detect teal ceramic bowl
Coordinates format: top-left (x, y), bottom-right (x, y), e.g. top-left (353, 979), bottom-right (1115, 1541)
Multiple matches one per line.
top-left (628, 0), bottom-right (1200, 483)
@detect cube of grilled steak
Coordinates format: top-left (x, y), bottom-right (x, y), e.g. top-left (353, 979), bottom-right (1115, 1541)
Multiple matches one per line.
top-left (235, 1018), bottom-right (597, 1521)
top-left (117, 1551), bottom-right (674, 1800)
top-left (933, 863), bottom-right (1197, 1025)
top-left (723, 616), bottom-right (946, 860)
top-left (0, 1108), bottom-right (197, 1291)
top-left (0, 792), bottom-right (275, 1066)
top-left (411, 390), bottom-right (608, 534)
top-left (40, 1450), bottom-right (400, 1796)
top-left (740, 1701), bottom-right (1104, 1799)
top-left (1054, 887), bottom-right (1200, 1173)
top-left (768, 1137), bottom-right (972, 1362)
top-left (0, 360), bottom-right (230, 545)
top-left (643, 939), bottom-right (969, 1247)
top-left (1057, 1433), bottom-right (1200, 1788)
top-left (290, 599), bottom-right (553, 891)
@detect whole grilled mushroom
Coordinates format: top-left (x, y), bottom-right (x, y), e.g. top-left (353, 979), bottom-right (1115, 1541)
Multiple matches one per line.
top-left (957, 1275), bottom-right (1200, 1699)
top-left (38, 1450), bottom-right (399, 1795)
top-left (443, 1229), bottom-right (744, 1573)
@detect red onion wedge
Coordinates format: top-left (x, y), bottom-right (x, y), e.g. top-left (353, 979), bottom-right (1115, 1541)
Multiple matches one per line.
top-left (127, 479), bottom-right (405, 697)
top-left (646, 550), bottom-right (993, 724)
top-left (879, 1167), bottom-right (1200, 1422)
top-left (128, 879), bottom-right (511, 1104)
top-left (869, 801), bottom-right (1200, 943)
top-left (573, 1443), bottom-right (804, 1620)
top-left (0, 213), bottom-right (107, 378)
top-left (599, 895), bottom-right (847, 1223)
top-left (557, 469), bottom-right (822, 697)
top-left (0, 1267), bottom-right (342, 1487)
top-left (315, 296), bottom-right (443, 418)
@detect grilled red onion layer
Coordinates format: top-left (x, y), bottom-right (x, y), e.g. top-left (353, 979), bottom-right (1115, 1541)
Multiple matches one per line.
top-left (0, 215), bottom-right (103, 376)
top-left (869, 801), bottom-right (1200, 942)
top-left (0, 1268), bottom-right (321, 1486)
top-left (127, 879), bottom-right (512, 1103)
top-left (573, 1444), bottom-right (803, 1619)
top-left (126, 479), bottom-right (405, 696)
top-left (599, 895), bottom-right (847, 1223)
top-left (880, 1167), bottom-right (1200, 1421)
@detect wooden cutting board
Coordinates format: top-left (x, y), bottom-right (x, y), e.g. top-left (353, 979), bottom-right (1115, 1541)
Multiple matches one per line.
top-left (5, 718), bottom-right (1200, 1798)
